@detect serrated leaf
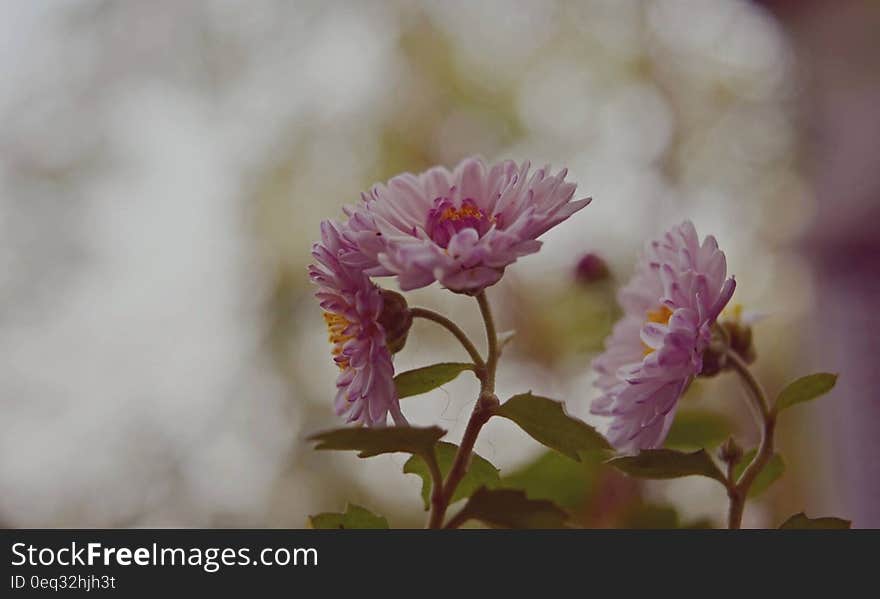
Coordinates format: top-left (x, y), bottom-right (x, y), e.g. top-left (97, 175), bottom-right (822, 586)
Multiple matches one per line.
top-left (394, 363), bottom-right (474, 399)
top-left (779, 513), bottom-right (851, 530)
top-left (404, 442), bottom-right (501, 510)
top-left (607, 449), bottom-right (726, 485)
top-left (776, 373), bottom-right (838, 413)
top-left (308, 426), bottom-right (446, 458)
top-left (309, 504), bottom-right (389, 529)
top-left (451, 487), bottom-right (569, 529)
top-left (495, 393), bottom-right (611, 460)
top-left (733, 450), bottom-right (785, 497)
top-left (665, 410), bottom-right (731, 450)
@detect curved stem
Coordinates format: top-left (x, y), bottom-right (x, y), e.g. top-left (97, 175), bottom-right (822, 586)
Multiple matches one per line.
top-left (726, 349), bottom-right (770, 422)
top-left (725, 349), bottom-right (776, 530)
top-left (410, 307), bottom-right (486, 371)
top-left (426, 291), bottom-right (501, 529)
top-left (730, 415), bottom-right (777, 528)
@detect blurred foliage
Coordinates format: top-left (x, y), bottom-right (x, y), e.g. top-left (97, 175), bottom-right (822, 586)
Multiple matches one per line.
top-left (502, 450), bottom-right (710, 529)
top-left (503, 450), bottom-right (601, 514)
top-left (506, 284), bottom-right (619, 368)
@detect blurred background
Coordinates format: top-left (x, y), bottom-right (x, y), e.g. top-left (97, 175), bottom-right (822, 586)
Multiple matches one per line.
top-left (1, 0), bottom-right (877, 529)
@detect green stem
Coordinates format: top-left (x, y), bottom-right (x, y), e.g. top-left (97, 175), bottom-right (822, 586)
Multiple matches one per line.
top-left (726, 349), bottom-right (770, 421)
top-left (429, 392), bottom-right (496, 529)
top-left (476, 291), bottom-right (499, 393)
top-left (725, 350), bottom-right (775, 530)
top-left (426, 291), bottom-right (500, 529)
top-left (410, 307), bottom-right (486, 371)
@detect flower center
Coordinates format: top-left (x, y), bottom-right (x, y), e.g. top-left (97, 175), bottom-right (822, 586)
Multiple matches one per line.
top-left (425, 198), bottom-right (495, 248)
top-left (643, 305), bottom-right (673, 356)
top-left (324, 312), bottom-right (354, 369)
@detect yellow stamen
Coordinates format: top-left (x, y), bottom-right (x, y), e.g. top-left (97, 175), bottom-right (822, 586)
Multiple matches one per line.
top-left (646, 305), bottom-right (673, 325)
top-left (643, 305), bottom-right (673, 356)
top-left (440, 204), bottom-right (485, 223)
top-left (323, 312), bottom-right (354, 370)
top-left (438, 203), bottom-right (497, 228)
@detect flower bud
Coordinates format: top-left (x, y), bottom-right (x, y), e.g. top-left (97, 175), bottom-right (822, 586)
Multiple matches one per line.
top-left (378, 290), bottom-right (412, 354)
top-left (699, 343), bottom-right (727, 378)
top-left (724, 320), bottom-right (756, 364)
top-left (574, 252), bottom-right (610, 285)
top-left (718, 437), bottom-right (744, 466)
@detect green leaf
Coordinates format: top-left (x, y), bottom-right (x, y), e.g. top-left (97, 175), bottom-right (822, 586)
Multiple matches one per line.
top-left (308, 426), bottom-right (446, 458)
top-left (451, 487), bottom-right (569, 529)
top-left (779, 513), bottom-right (851, 530)
top-left (775, 373), bottom-right (838, 413)
top-left (495, 393), bottom-right (611, 460)
top-left (502, 451), bottom-right (601, 510)
top-left (733, 450), bottom-right (786, 497)
top-left (309, 504), bottom-right (389, 529)
top-left (394, 363), bottom-right (474, 399)
top-left (665, 410), bottom-right (731, 450)
top-left (403, 442), bottom-right (501, 510)
top-left (607, 449), bottom-right (726, 485)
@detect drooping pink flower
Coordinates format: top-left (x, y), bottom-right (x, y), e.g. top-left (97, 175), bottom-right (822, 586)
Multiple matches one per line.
top-left (591, 221), bottom-right (736, 452)
top-left (309, 221), bottom-right (406, 427)
top-left (342, 157), bottom-right (590, 294)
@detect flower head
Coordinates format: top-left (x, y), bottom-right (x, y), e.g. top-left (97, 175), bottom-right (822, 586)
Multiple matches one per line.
top-left (309, 221), bottom-right (407, 427)
top-left (591, 221), bottom-right (736, 452)
top-left (342, 157), bottom-right (590, 294)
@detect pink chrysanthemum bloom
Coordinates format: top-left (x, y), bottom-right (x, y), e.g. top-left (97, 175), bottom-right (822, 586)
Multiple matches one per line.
top-left (309, 221), bottom-right (406, 427)
top-left (591, 221), bottom-right (736, 452)
top-left (342, 157), bottom-right (591, 294)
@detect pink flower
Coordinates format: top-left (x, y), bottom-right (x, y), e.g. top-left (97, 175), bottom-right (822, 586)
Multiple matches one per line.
top-left (342, 157), bottom-right (590, 294)
top-left (591, 221), bottom-right (736, 452)
top-left (309, 221), bottom-right (406, 427)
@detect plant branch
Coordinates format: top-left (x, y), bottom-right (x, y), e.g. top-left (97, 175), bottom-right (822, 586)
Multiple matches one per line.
top-left (726, 349), bottom-right (770, 422)
top-left (725, 349), bottom-right (776, 530)
top-left (426, 291), bottom-right (501, 529)
top-left (476, 291), bottom-right (499, 393)
top-left (411, 307), bottom-right (486, 371)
